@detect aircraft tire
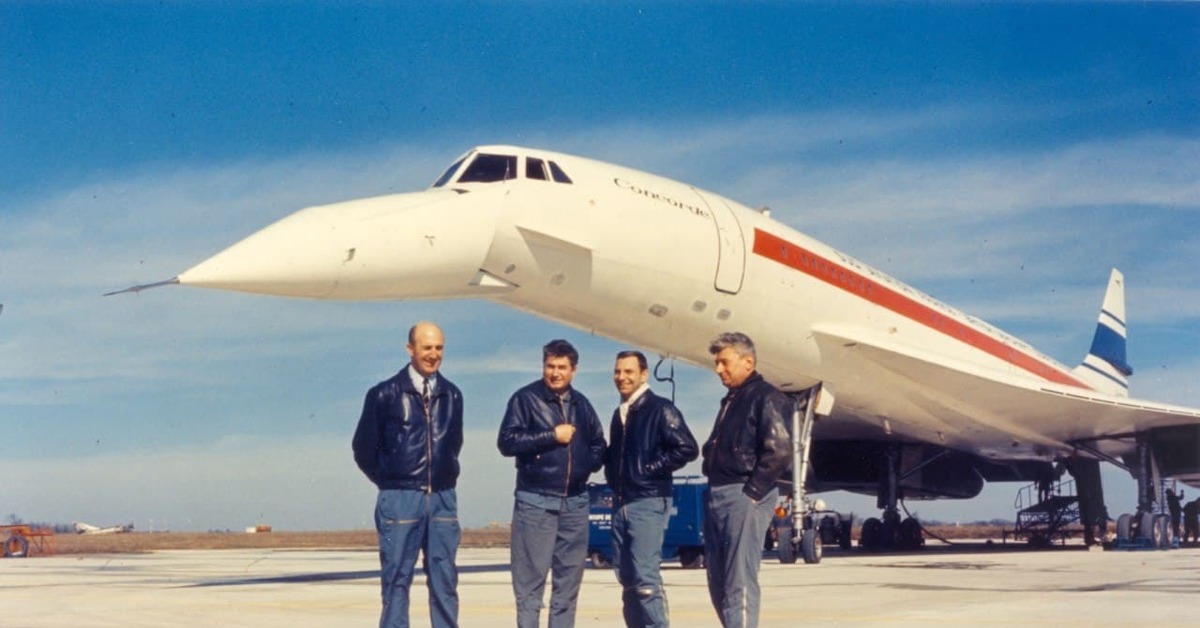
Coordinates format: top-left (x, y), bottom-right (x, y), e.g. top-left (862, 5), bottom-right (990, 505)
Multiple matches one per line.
top-left (1154, 515), bottom-right (1172, 549)
top-left (3, 535), bottom-right (28, 558)
top-left (801, 529), bottom-right (822, 564)
top-left (860, 517), bottom-right (882, 550)
top-left (777, 526), bottom-right (797, 564)
top-left (1141, 511), bottom-right (1161, 546)
top-left (1116, 513), bottom-right (1133, 542)
top-left (899, 517), bottom-right (924, 550)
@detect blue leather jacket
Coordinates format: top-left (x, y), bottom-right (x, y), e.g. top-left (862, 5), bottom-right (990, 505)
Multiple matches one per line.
top-left (352, 366), bottom-right (464, 492)
top-left (497, 380), bottom-right (606, 497)
top-left (604, 389), bottom-right (699, 501)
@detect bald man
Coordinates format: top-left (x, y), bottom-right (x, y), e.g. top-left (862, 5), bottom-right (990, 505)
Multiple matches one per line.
top-left (354, 322), bottom-right (465, 628)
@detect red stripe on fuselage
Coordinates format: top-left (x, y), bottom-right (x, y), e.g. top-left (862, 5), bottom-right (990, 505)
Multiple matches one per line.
top-left (752, 228), bottom-right (1089, 389)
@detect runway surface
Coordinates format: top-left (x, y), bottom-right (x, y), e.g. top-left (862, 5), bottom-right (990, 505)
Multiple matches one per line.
top-left (3, 544), bottom-right (1197, 626)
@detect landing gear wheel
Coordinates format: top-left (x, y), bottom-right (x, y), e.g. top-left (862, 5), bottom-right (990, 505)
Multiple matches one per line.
top-left (1141, 512), bottom-right (1161, 546)
top-left (1154, 514), bottom-right (1172, 549)
top-left (777, 526), bottom-right (797, 564)
top-left (589, 551), bottom-right (611, 569)
top-left (678, 547), bottom-right (704, 569)
top-left (898, 517), bottom-right (924, 550)
top-left (1116, 513), bottom-right (1133, 542)
top-left (801, 528), bottom-right (822, 564)
top-left (860, 517), bottom-right (882, 550)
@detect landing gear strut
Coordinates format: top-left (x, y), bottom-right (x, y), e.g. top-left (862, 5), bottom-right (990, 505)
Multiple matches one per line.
top-left (859, 444), bottom-right (924, 551)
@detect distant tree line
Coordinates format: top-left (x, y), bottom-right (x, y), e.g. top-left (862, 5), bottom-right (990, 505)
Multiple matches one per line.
top-left (6, 514), bottom-right (75, 534)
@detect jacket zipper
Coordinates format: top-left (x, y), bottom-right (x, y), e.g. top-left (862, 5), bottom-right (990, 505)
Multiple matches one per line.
top-left (560, 396), bottom-right (572, 498)
top-left (424, 386), bottom-right (433, 495)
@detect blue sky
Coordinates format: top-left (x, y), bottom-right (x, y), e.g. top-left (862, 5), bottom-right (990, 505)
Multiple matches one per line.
top-left (2, 2), bottom-right (1198, 531)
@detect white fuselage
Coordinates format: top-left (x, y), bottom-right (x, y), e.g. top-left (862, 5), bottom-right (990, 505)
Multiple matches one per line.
top-left (177, 145), bottom-right (1100, 461)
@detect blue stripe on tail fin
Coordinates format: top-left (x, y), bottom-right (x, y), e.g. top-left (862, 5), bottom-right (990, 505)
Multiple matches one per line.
top-left (1073, 269), bottom-right (1132, 395)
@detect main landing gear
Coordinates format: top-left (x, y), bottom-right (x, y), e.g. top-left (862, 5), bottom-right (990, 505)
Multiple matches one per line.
top-left (858, 444), bottom-right (925, 551)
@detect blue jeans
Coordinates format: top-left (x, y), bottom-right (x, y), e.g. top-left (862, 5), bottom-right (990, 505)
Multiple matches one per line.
top-left (375, 489), bottom-right (460, 628)
top-left (510, 491), bottom-right (590, 628)
top-left (703, 484), bottom-right (776, 628)
top-left (611, 496), bottom-right (672, 628)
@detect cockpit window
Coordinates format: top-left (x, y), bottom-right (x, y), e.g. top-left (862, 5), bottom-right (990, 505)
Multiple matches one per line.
top-left (527, 157), bottom-right (548, 180)
top-left (548, 161), bottom-right (573, 184)
top-left (457, 154), bottom-right (517, 183)
top-left (432, 156), bottom-right (466, 188)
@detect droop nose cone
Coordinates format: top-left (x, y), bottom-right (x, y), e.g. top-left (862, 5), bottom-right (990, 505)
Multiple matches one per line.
top-left (178, 189), bottom-right (503, 300)
top-left (178, 204), bottom-right (345, 298)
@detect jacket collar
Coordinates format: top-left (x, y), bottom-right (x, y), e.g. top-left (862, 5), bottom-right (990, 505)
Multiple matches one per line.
top-left (535, 379), bottom-right (574, 404)
top-left (723, 371), bottom-right (763, 400)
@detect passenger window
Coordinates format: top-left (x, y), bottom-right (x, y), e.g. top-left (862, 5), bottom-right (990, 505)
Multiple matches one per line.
top-left (432, 156), bottom-right (466, 188)
top-left (527, 157), bottom-right (548, 180)
top-left (457, 154), bottom-right (517, 183)
top-left (548, 161), bottom-right (573, 184)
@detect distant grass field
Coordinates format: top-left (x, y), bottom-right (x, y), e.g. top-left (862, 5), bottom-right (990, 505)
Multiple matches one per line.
top-left (39, 524), bottom-right (1012, 556)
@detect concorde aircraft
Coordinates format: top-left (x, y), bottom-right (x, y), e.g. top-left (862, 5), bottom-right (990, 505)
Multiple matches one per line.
top-left (111, 145), bottom-right (1200, 558)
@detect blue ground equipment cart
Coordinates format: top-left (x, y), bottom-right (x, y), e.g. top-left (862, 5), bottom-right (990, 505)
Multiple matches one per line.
top-left (587, 476), bottom-right (707, 569)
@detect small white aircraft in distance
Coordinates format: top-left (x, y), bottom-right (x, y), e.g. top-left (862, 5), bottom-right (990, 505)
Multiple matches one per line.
top-left (73, 521), bottom-right (133, 535)
top-left (110, 145), bottom-right (1200, 559)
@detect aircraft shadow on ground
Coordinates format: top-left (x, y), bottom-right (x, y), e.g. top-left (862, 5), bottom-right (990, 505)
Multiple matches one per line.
top-left (185, 563), bottom-right (512, 587)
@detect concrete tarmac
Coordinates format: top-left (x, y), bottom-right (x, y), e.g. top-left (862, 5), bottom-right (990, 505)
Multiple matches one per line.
top-left (2, 544), bottom-right (1198, 627)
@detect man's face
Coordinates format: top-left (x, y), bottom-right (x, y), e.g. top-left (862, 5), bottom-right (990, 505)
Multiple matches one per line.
top-left (407, 325), bottom-right (445, 378)
top-left (613, 356), bottom-right (649, 401)
top-left (543, 355), bottom-right (577, 394)
top-left (713, 346), bottom-right (754, 389)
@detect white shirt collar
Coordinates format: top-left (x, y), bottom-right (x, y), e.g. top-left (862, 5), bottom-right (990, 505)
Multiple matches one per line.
top-left (407, 364), bottom-right (437, 390)
top-left (618, 383), bottom-right (650, 424)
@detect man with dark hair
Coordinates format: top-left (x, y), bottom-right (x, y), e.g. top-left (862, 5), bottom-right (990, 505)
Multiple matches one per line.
top-left (352, 321), bottom-right (464, 628)
top-left (701, 332), bottom-right (792, 628)
top-left (498, 339), bottom-right (607, 628)
top-left (605, 350), bottom-right (698, 627)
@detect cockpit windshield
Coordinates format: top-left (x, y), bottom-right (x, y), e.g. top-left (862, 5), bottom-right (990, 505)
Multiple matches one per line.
top-left (457, 154), bottom-right (518, 183)
top-left (431, 150), bottom-right (574, 188)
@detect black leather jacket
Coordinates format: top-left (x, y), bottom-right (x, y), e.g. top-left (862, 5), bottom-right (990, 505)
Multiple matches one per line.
top-left (701, 372), bottom-right (793, 501)
top-left (497, 380), bottom-right (606, 497)
top-left (352, 367), bottom-right (464, 492)
top-left (604, 389), bottom-right (699, 501)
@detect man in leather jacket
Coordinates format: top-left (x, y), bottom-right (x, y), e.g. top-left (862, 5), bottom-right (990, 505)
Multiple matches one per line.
top-left (498, 339), bottom-right (606, 628)
top-left (352, 321), bottom-right (464, 628)
top-left (604, 350), bottom-right (698, 628)
top-left (701, 332), bottom-right (792, 628)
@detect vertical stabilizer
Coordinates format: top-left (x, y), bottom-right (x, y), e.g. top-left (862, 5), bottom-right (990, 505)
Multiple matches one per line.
top-left (1072, 269), bottom-right (1133, 395)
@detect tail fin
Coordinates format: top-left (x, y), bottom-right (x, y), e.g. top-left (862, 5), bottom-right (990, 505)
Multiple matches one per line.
top-left (1072, 269), bottom-right (1133, 395)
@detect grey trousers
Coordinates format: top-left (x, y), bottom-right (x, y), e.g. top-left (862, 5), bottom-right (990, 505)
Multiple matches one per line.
top-left (703, 484), bottom-right (777, 628)
top-left (510, 495), bottom-right (590, 628)
top-left (611, 496), bottom-right (672, 627)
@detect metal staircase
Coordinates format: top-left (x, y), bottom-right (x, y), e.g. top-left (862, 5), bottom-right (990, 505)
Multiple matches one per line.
top-left (1007, 479), bottom-right (1081, 547)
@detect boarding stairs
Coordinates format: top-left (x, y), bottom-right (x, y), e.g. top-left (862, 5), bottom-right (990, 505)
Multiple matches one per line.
top-left (1005, 479), bottom-right (1081, 547)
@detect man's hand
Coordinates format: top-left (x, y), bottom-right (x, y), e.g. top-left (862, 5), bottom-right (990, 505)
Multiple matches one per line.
top-left (554, 424), bottom-right (576, 444)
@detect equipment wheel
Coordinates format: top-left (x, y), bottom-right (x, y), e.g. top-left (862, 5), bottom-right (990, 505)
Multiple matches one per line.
top-left (1116, 513), bottom-right (1133, 542)
top-left (3, 535), bottom-right (29, 558)
top-left (859, 517), bottom-right (882, 550)
top-left (678, 547), bottom-right (704, 569)
top-left (777, 526), bottom-right (797, 564)
top-left (801, 528), bottom-right (822, 564)
top-left (838, 520), bottom-right (853, 550)
top-left (588, 551), bottom-right (611, 569)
